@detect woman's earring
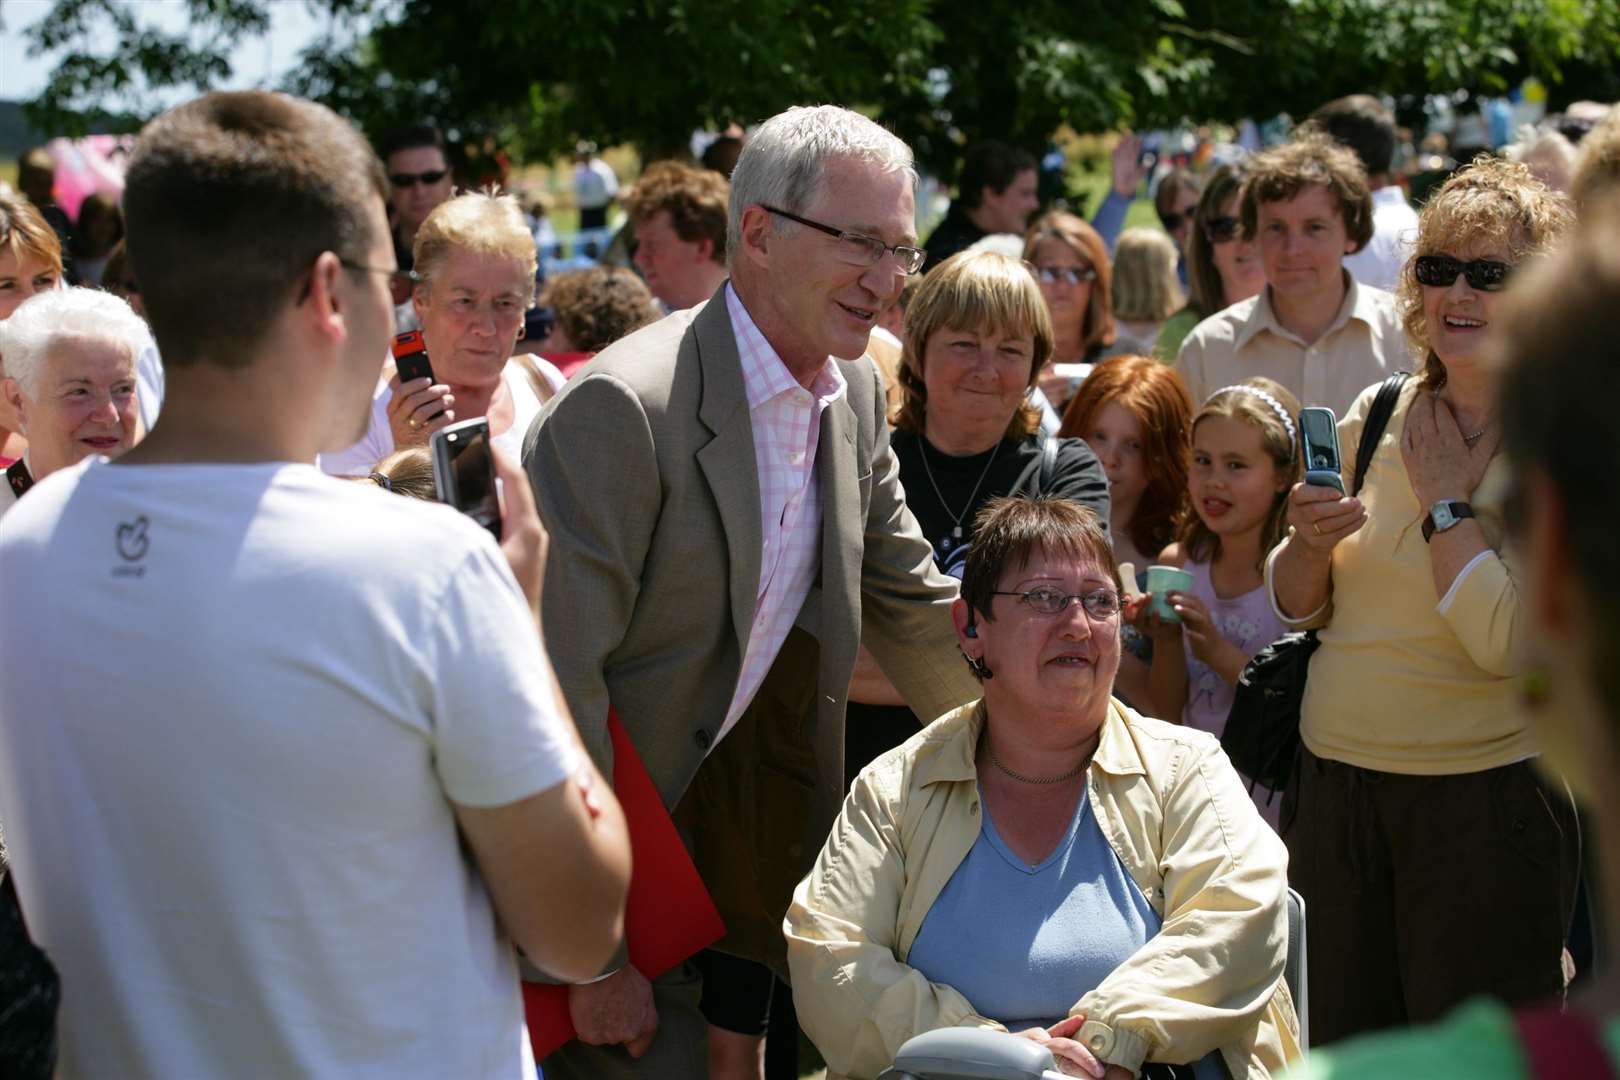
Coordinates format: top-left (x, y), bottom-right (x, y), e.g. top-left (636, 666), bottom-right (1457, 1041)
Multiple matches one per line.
top-left (962, 652), bottom-right (993, 680)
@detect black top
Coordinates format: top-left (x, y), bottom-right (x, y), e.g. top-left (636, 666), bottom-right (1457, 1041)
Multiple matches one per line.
top-left (891, 428), bottom-right (1110, 568)
top-left (844, 429), bottom-right (1109, 788)
top-left (921, 206), bottom-right (987, 275)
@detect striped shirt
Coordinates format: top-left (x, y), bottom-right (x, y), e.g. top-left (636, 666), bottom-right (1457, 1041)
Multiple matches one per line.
top-left (718, 284), bottom-right (848, 745)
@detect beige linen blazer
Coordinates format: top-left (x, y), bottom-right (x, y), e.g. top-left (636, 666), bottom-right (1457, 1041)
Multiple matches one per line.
top-left (523, 285), bottom-right (980, 966)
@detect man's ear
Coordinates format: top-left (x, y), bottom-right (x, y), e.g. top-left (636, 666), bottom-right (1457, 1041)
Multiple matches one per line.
top-left (737, 205), bottom-right (774, 271)
top-left (694, 236), bottom-right (715, 265)
top-left (299, 251), bottom-right (349, 346)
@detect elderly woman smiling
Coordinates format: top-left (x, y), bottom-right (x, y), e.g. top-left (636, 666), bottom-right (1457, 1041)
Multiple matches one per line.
top-left (0, 287), bottom-right (149, 518)
top-left (789, 497), bottom-right (1299, 1080)
top-left (320, 189), bottom-right (566, 476)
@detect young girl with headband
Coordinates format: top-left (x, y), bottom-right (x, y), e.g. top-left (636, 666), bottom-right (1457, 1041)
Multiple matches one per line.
top-left (1131, 376), bottom-right (1302, 824)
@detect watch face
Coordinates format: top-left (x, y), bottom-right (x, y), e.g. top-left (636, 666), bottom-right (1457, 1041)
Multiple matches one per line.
top-left (1432, 503), bottom-right (1458, 531)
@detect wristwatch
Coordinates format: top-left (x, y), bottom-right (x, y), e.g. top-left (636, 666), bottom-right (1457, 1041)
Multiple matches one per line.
top-left (1422, 500), bottom-right (1475, 542)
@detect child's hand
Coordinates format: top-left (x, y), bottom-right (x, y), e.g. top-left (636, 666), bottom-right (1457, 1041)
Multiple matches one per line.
top-left (1128, 593), bottom-right (1182, 643)
top-left (1169, 591), bottom-right (1218, 658)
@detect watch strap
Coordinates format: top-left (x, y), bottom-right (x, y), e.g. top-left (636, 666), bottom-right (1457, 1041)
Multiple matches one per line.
top-left (1422, 500), bottom-right (1475, 542)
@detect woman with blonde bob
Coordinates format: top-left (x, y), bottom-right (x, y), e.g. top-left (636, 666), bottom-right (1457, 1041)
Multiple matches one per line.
top-left (792, 495), bottom-right (1299, 1080)
top-left (1111, 226), bottom-right (1184, 352)
top-left (1270, 158), bottom-right (1580, 1045)
top-left (319, 189), bottom-right (566, 476)
top-left (846, 250), bottom-right (1107, 779)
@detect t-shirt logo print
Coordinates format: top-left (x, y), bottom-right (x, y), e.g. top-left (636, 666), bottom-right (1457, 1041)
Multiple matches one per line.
top-left (116, 516), bottom-right (150, 562)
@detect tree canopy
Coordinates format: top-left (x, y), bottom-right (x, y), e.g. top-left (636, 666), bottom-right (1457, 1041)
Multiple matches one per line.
top-left (11, 0), bottom-right (1620, 179)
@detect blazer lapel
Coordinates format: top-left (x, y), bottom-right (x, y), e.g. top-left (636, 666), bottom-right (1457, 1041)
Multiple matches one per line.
top-left (692, 288), bottom-right (764, 662)
top-left (816, 392), bottom-right (862, 644)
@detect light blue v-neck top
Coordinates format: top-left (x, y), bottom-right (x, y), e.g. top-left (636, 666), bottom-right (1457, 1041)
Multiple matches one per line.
top-left (906, 783), bottom-right (1226, 1078)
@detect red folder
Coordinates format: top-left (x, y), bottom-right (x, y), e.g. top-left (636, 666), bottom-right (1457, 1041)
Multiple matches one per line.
top-left (522, 709), bottom-right (726, 1060)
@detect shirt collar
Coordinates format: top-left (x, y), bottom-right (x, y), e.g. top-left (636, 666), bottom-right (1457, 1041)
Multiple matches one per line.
top-left (725, 282), bottom-right (847, 410)
top-left (1236, 270), bottom-right (1371, 351)
top-left (1370, 185), bottom-right (1410, 209)
top-left (913, 697), bottom-right (1147, 789)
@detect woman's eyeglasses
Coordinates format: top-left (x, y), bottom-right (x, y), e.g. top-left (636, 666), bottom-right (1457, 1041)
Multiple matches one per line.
top-left (1203, 215), bottom-right (1242, 244)
top-left (1030, 265), bottom-right (1097, 286)
top-left (1413, 255), bottom-right (1515, 292)
top-left (992, 586), bottom-right (1120, 619)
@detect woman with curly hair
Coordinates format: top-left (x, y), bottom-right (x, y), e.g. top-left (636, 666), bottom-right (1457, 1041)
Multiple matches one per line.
top-left (1270, 157), bottom-right (1581, 1046)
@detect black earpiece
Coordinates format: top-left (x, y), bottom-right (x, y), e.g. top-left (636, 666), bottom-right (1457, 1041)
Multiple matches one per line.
top-left (965, 624), bottom-right (978, 638)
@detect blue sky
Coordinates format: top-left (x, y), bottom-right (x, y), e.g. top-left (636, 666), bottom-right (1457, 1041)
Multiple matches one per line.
top-left (1, 0), bottom-right (331, 104)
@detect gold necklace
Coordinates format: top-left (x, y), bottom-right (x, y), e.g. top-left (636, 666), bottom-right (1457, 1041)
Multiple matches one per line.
top-left (986, 740), bottom-right (1089, 785)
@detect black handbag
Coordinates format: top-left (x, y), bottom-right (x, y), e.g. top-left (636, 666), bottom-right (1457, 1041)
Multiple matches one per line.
top-left (1221, 373), bottom-right (1409, 791)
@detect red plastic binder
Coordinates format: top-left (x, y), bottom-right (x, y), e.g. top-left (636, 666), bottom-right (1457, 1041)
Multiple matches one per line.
top-left (522, 709), bottom-right (726, 1060)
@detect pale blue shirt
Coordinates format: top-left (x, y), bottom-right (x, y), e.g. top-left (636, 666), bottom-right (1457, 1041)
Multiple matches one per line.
top-left (907, 782), bottom-right (1227, 1078)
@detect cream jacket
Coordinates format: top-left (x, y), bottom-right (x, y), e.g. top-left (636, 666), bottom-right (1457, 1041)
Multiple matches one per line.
top-left (785, 699), bottom-right (1300, 1079)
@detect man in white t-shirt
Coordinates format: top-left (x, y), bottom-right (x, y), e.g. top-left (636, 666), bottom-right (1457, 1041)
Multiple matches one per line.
top-left (1312, 94), bottom-right (1421, 294)
top-left (0, 90), bottom-right (630, 1078)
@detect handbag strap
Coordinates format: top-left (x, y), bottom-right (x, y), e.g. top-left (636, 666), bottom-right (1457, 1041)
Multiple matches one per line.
top-left (1514, 1005), bottom-right (1620, 1080)
top-left (1349, 372), bottom-right (1409, 498)
top-left (1038, 434), bottom-right (1058, 494)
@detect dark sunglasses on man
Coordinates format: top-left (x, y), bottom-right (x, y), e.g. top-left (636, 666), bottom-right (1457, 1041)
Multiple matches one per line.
top-left (1413, 254), bottom-right (1514, 292)
top-left (389, 169), bottom-right (449, 188)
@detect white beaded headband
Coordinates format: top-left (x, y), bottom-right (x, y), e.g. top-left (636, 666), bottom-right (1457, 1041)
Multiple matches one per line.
top-left (1209, 385), bottom-right (1296, 446)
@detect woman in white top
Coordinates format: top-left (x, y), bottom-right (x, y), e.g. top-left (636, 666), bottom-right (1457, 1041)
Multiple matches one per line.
top-left (320, 190), bottom-right (564, 477)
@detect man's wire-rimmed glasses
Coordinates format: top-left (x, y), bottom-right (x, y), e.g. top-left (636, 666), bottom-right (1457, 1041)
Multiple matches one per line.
top-left (761, 205), bottom-right (926, 275)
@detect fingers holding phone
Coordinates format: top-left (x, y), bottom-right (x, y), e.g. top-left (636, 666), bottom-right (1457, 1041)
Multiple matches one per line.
top-left (1287, 482), bottom-right (1366, 554)
top-left (387, 374), bottom-right (455, 448)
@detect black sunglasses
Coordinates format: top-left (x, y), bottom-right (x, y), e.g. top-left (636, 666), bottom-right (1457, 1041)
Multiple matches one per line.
top-left (1414, 254), bottom-right (1514, 292)
top-left (1203, 215), bottom-right (1242, 243)
top-left (1159, 211), bottom-right (1188, 233)
top-left (389, 169), bottom-right (449, 188)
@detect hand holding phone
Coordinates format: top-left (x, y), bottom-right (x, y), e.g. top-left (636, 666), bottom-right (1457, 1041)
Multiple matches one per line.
top-left (388, 330), bottom-right (453, 447)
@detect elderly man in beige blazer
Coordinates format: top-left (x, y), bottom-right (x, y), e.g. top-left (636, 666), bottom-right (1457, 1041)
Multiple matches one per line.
top-left (523, 106), bottom-right (981, 1079)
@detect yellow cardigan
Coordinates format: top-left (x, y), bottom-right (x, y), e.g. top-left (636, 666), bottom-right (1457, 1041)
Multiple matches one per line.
top-left (784, 699), bottom-right (1301, 1079)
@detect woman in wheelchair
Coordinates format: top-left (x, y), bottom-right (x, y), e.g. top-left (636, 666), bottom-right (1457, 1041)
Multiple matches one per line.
top-left (786, 497), bottom-right (1299, 1079)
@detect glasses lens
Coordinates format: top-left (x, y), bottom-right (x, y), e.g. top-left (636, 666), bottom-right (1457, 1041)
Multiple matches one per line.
top-left (1205, 216), bottom-right (1241, 243)
top-left (1414, 255), bottom-right (1461, 288)
top-left (897, 246), bottom-right (926, 274)
top-left (1024, 588), bottom-right (1065, 615)
top-left (1465, 260), bottom-right (1512, 291)
top-left (390, 170), bottom-right (448, 188)
top-left (1082, 590), bottom-right (1121, 618)
top-left (835, 233), bottom-right (884, 266)
top-left (1160, 212), bottom-right (1186, 232)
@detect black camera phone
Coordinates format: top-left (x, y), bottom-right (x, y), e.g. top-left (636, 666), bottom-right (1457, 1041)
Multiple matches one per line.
top-left (430, 418), bottom-right (502, 541)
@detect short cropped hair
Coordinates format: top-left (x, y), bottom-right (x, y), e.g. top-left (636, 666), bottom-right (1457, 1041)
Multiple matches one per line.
top-left (1572, 107), bottom-right (1620, 212)
top-left (1398, 156), bottom-right (1573, 388)
top-left (0, 190), bottom-right (64, 276)
top-left (623, 162), bottom-right (730, 265)
top-left (1112, 227), bottom-right (1183, 322)
top-left (893, 250), bottom-right (1054, 440)
top-left (960, 496), bottom-right (1120, 628)
top-left (1310, 94), bottom-right (1399, 177)
top-left (378, 124), bottom-right (447, 164)
top-left (727, 105), bottom-right (915, 262)
top-left (1240, 129), bottom-right (1374, 255)
top-left (411, 189), bottom-right (538, 298)
top-left (957, 141), bottom-right (1037, 210)
top-left (1022, 211), bottom-right (1116, 352)
top-left (1497, 197), bottom-right (1620, 717)
top-left (122, 91), bottom-right (389, 368)
top-left (0, 286), bottom-right (151, 398)
top-left (538, 266), bottom-right (661, 353)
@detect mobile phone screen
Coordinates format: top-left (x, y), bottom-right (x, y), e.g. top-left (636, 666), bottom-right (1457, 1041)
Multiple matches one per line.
top-left (433, 421), bottom-right (502, 541)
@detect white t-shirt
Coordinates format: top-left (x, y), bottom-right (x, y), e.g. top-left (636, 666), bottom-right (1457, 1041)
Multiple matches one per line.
top-left (319, 358), bottom-right (564, 477)
top-left (1343, 185), bottom-right (1420, 294)
top-left (0, 458), bottom-right (579, 1078)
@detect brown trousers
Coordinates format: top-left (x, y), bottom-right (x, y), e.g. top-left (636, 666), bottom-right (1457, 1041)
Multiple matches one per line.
top-left (1282, 746), bottom-right (1581, 1047)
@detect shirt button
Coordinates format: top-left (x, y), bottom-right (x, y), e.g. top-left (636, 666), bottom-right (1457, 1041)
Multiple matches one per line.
top-left (1089, 1034), bottom-right (1106, 1051)
top-left (694, 728), bottom-right (712, 750)
top-left (788, 450), bottom-right (805, 464)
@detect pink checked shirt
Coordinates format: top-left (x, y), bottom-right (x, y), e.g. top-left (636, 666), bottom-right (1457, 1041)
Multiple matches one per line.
top-left (717, 285), bottom-right (848, 746)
